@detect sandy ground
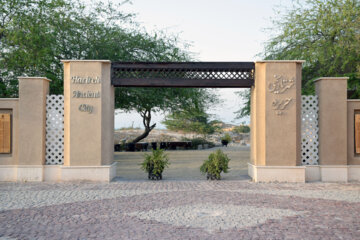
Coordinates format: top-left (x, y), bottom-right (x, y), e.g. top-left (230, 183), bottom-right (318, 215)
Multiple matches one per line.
top-left (115, 146), bottom-right (250, 181)
top-left (114, 129), bottom-right (250, 145)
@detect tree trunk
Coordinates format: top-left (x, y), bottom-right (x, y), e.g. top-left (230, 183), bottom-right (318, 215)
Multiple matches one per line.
top-left (131, 110), bottom-right (156, 143)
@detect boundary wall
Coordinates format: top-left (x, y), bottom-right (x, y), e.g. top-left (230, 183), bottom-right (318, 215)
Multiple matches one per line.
top-left (0, 60), bottom-right (359, 182)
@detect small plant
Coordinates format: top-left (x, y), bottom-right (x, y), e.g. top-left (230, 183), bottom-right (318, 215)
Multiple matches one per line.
top-left (141, 149), bottom-right (170, 180)
top-left (200, 149), bottom-right (230, 180)
top-left (221, 133), bottom-right (232, 146)
top-left (221, 133), bottom-right (232, 142)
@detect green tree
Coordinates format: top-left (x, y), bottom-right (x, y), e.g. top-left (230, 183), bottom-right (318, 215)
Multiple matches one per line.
top-left (236, 0), bottom-right (360, 117)
top-left (1, 0), bottom-right (219, 142)
top-left (118, 88), bottom-right (219, 142)
top-left (264, 0), bottom-right (360, 96)
top-left (163, 107), bottom-right (221, 136)
top-left (234, 89), bottom-right (250, 119)
top-left (1, 0), bottom-right (189, 96)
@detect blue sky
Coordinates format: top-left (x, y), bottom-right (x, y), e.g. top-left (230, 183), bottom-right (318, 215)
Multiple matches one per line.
top-left (115, 0), bottom-right (293, 129)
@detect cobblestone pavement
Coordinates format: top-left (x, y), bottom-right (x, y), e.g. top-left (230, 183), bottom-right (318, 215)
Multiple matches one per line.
top-left (1, 180), bottom-right (360, 240)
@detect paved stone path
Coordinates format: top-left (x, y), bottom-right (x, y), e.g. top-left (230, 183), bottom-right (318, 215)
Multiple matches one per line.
top-left (1, 180), bottom-right (360, 239)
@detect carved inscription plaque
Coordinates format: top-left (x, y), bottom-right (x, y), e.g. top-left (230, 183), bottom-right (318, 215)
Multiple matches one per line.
top-left (71, 76), bottom-right (101, 114)
top-left (268, 75), bottom-right (295, 116)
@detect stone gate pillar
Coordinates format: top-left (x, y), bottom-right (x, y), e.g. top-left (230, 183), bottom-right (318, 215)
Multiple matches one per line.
top-left (61, 60), bottom-right (115, 181)
top-left (17, 77), bottom-right (50, 181)
top-left (249, 60), bottom-right (305, 182)
top-left (315, 77), bottom-right (348, 182)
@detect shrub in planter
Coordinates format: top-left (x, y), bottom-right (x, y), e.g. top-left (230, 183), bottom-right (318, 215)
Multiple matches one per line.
top-left (221, 133), bottom-right (232, 147)
top-left (221, 139), bottom-right (228, 147)
top-left (141, 149), bottom-right (170, 180)
top-left (200, 149), bottom-right (230, 180)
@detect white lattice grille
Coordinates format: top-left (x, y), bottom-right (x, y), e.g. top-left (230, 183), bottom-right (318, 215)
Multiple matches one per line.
top-left (45, 95), bottom-right (64, 165)
top-left (301, 95), bottom-right (319, 165)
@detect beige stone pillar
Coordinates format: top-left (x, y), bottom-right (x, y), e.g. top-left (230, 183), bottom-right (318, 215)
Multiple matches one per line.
top-left (61, 60), bottom-right (115, 181)
top-left (17, 77), bottom-right (50, 181)
top-left (315, 77), bottom-right (348, 181)
top-left (249, 60), bottom-right (305, 182)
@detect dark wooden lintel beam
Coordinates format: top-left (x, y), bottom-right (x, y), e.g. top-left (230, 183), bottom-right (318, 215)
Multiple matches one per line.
top-left (111, 62), bottom-right (255, 71)
top-left (112, 78), bottom-right (254, 88)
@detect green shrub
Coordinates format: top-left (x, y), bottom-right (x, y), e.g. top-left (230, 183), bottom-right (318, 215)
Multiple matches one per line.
top-left (141, 149), bottom-right (170, 180)
top-left (233, 125), bottom-right (250, 134)
top-left (183, 137), bottom-right (215, 149)
top-left (221, 133), bottom-right (232, 142)
top-left (195, 138), bottom-right (215, 149)
top-left (200, 149), bottom-right (230, 180)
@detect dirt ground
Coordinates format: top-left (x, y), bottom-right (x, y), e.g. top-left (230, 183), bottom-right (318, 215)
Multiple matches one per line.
top-left (115, 145), bottom-right (250, 181)
top-left (114, 129), bottom-right (250, 145)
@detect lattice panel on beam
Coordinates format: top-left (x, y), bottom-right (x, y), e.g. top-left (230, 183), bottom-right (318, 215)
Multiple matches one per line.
top-left (45, 95), bottom-right (64, 165)
top-left (111, 62), bottom-right (255, 87)
top-left (113, 69), bottom-right (253, 80)
top-left (301, 95), bottom-right (319, 165)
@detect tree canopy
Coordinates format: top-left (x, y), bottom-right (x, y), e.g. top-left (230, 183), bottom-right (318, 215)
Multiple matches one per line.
top-left (236, 0), bottom-right (360, 117)
top-left (234, 89), bottom-right (250, 119)
top-left (1, 0), bottom-right (219, 142)
top-left (117, 87), bottom-right (219, 142)
top-left (264, 0), bottom-right (360, 96)
top-left (163, 107), bottom-right (221, 136)
top-left (0, 0), bottom-right (190, 96)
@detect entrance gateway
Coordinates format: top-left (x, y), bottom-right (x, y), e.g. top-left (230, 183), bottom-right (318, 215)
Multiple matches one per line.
top-left (60, 60), bottom-right (304, 182)
top-left (2, 59), bottom-right (358, 182)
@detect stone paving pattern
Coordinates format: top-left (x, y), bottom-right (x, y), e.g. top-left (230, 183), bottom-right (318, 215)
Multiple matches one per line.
top-left (1, 180), bottom-right (360, 240)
